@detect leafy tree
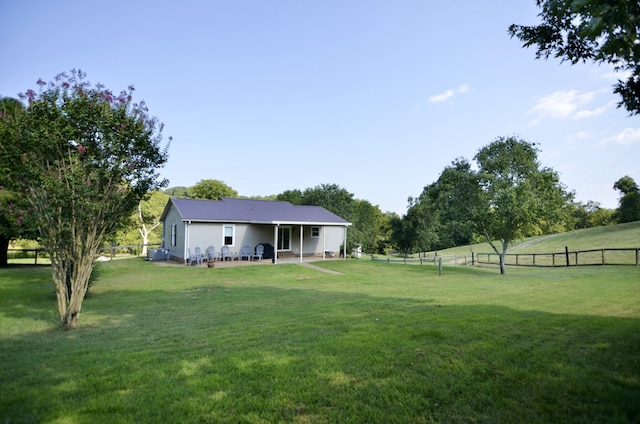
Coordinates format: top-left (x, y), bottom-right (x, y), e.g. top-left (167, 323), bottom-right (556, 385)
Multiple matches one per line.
top-left (277, 184), bottom-right (390, 253)
top-left (613, 175), bottom-right (640, 222)
top-left (614, 175), bottom-right (639, 194)
top-left (277, 189), bottom-right (304, 205)
top-left (509, 0), bottom-right (640, 114)
top-left (114, 191), bottom-right (169, 255)
top-left (164, 186), bottom-right (189, 197)
top-left (572, 200), bottom-right (614, 228)
top-left (187, 179), bottom-right (237, 200)
top-left (418, 158), bottom-right (477, 250)
top-left (1, 70), bottom-right (169, 329)
top-left (0, 97), bottom-right (39, 266)
top-left (471, 137), bottom-right (572, 274)
top-left (300, 183), bottom-right (354, 222)
top-left (401, 197), bottom-right (440, 255)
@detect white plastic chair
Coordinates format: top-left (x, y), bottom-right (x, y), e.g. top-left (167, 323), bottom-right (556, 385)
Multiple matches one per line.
top-left (221, 245), bottom-right (234, 261)
top-left (239, 245), bottom-right (252, 261)
top-left (206, 246), bottom-right (219, 262)
top-left (252, 244), bottom-right (264, 261)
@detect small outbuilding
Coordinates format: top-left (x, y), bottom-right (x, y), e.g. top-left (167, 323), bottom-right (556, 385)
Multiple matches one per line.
top-left (159, 197), bottom-right (352, 264)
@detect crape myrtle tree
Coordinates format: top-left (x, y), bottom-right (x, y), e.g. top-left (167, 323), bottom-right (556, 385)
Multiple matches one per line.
top-left (471, 136), bottom-right (573, 274)
top-left (2, 70), bottom-right (169, 329)
top-left (509, 0), bottom-right (640, 115)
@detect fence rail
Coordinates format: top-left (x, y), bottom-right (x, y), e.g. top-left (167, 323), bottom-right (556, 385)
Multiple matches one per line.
top-left (370, 254), bottom-right (471, 266)
top-left (6, 244), bottom-right (162, 265)
top-left (475, 247), bottom-right (640, 267)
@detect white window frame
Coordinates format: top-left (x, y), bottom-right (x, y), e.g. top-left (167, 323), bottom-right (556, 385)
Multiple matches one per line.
top-left (171, 223), bottom-right (177, 247)
top-left (311, 227), bottom-right (320, 238)
top-left (223, 224), bottom-right (235, 247)
top-left (277, 226), bottom-right (291, 251)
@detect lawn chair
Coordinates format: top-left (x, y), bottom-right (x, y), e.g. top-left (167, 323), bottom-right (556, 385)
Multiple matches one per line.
top-left (206, 246), bottom-right (219, 262)
top-left (194, 247), bottom-right (204, 265)
top-left (187, 248), bottom-right (199, 266)
top-left (239, 245), bottom-right (252, 261)
top-left (221, 245), bottom-right (234, 261)
top-left (252, 244), bottom-right (264, 261)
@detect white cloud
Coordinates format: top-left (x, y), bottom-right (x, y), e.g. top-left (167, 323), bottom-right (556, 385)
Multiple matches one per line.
top-left (526, 90), bottom-right (614, 124)
top-left (569, 131), bottom-right (590, 140)
top-left (573, 106), bottom-right (607, 119)
top-left (429, 84), bottom-right (470, 103)
top-left (599, 128), bottom-right (640, 146)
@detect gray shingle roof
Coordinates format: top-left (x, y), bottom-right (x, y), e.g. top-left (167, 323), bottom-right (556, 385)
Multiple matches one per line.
top-left (162, 197), bottom-right (351, 226)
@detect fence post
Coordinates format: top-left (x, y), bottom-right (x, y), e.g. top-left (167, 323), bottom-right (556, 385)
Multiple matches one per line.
top-left (438, 257), bottom-right (442, 276)
top-left (35, 249), bottom-right (38, 265)
top-left (565, 246), bottom-right (570, 267)
top-left (472, 252), bottom-right (475, 266)
top-left (602, 248), bottom-right (605, 266)
top-left (636, 248), bottom-right (639, 266)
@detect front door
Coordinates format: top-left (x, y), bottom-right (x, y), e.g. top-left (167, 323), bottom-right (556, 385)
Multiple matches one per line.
top-left (277, 226), bottom-right (291, 251)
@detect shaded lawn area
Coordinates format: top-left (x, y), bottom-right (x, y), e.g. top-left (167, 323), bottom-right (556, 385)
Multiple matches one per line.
top-left (1, 260), bottom-right (639, 423)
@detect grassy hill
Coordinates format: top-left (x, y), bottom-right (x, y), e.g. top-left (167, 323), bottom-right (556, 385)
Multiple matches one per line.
top-left (428, 221), bottom-right (640, 257)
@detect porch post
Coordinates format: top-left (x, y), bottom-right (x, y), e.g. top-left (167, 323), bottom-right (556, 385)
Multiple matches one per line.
top-left (299, 225), bottom-right (303, 263)
top-left (322, 226), bottom-right (326, 260)
top-left (273, 224), bottom-right (279, 264)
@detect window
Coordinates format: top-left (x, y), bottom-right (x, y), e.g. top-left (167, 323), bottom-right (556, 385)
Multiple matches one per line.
top-left (223, 225), bottom-right (235, 246)
top-left (277, 226), bottom-right (291, 250)
top-left (171, 224), bottom-right (177, 247)
top-left (311, 227), bottom-right (320, 238)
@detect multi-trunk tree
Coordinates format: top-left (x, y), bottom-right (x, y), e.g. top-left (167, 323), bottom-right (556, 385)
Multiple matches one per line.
top-left (1, 70), bottom-right (169, 329)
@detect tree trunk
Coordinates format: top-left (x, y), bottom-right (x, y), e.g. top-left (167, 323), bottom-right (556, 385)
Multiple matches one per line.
top-left (0, 235), bottom-right (9, 268)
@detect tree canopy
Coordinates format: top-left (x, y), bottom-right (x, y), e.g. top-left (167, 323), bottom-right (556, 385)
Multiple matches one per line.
top-left (0, 70), bottom-right (169, 329)
top-left (509, 0), bottom-right (640, 114)
top-left (613, 175), bottom-right (640, 222)
top-left (187, 179), bottom-right (237, 200)
top-left (0, 97), bottom-right (39, 266)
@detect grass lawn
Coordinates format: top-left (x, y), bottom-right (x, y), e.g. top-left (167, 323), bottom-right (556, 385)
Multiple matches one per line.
top-left (1, 259), bottom-right (639, 423)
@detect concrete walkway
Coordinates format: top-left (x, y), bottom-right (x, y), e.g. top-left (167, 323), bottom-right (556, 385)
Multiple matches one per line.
top-left (296, 261), bottom-right (343, 275)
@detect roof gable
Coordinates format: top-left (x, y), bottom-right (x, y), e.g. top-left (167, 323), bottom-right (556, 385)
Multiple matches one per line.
top-left (161, 197), bottom-right (351, 226)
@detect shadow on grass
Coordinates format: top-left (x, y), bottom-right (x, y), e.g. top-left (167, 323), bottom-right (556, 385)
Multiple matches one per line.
top-left (1, 280), bottom-right (639, 423)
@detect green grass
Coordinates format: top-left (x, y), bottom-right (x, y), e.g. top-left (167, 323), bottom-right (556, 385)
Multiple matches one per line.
top-left (1, 259), bottom-right (639, 423)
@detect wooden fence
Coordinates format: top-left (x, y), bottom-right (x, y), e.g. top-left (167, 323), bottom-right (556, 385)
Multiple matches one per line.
top-left (6, 243), bottom-right (162, 265)
top-left (370, 254), bottom-right (471, 266)
top-left (475, 247), bottom-right (640, 267)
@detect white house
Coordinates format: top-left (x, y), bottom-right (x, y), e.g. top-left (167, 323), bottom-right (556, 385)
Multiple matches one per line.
top-left (159, 197), bottom-right (352, 263)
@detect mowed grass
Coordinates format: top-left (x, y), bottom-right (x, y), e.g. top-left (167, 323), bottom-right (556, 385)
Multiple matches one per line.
top-left (1, 259), bottom-right (639, 423)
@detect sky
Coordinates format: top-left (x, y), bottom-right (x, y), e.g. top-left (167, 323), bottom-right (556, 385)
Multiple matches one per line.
top-left (1, 1), bottom-right (638, 215)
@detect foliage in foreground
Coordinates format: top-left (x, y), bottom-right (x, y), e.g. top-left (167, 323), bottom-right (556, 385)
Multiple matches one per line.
top-left (1, 260), bottom-right (638, 423)
top-left (1, 70), bottom-right (169, 329)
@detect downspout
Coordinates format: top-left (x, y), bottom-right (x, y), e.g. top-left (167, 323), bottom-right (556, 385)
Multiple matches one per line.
top-left (343, 226), bottom-right (347, 260)
top-left (184, 221), bottom-right (190, 264)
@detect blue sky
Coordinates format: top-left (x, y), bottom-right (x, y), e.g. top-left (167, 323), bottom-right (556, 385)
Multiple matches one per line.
top-left (2, 1), bottom-right (638, 214)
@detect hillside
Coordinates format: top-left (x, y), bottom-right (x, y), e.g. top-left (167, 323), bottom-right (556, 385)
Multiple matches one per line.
top-left (429, 221), bottom-right (640, 257)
